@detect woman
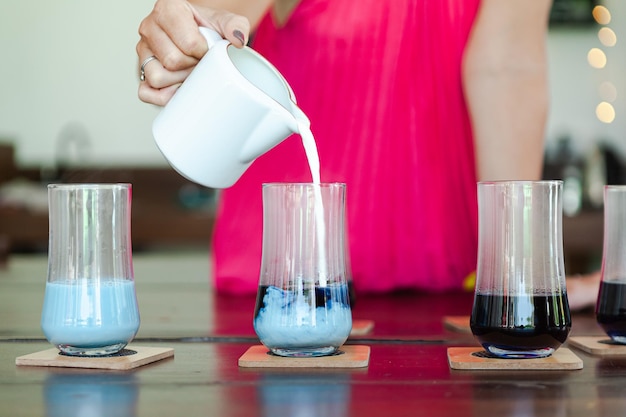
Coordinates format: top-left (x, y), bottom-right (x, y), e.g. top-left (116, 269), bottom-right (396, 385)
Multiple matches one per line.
top-left (136, 0), bottom-right (558, 297)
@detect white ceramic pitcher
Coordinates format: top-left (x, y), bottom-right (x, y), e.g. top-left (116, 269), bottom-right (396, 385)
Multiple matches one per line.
top-left (153, 27), bottom-right (310, 188)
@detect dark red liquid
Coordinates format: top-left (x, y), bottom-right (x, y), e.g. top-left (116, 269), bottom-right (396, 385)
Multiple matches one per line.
top-left (254, 284), bottom-right (351, 319)
top-left (470, 293), bottom-right (571, 353)
top-left (348, 280), bottom-right (356, 307)
top-left (596, 281), bottom-right (626, 340)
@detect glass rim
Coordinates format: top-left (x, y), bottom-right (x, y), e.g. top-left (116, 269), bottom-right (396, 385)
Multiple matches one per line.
top-left (605, 185), bottom-right (626, 191)
top-left (262, 182), bottom-right (346, 188)
top-left (478, 180), bottom-right (563, 187)
top-left (47, 183), bottom-right (132, 190)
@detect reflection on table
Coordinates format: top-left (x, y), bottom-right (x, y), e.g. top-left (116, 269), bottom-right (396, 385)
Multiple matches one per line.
top-left (0, 252), bottom-right (619, 417)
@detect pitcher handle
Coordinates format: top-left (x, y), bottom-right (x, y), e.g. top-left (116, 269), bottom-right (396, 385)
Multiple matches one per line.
top-left (199, 27), bottom-right (224, 49)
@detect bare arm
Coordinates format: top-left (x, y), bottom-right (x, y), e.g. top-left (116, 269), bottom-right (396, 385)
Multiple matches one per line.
top-left (463, 0), bottom-right (552, 181)
top-left (137, 0), bottom-right (272, 105)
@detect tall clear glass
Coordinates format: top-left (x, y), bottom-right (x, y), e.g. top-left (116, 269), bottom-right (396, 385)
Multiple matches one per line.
top-left (41, 184), bottom-right (140, 356)
top-left (253, 183), bottom-right (352, 357)
top-left (596, 186), bottom-right (626, 343)
top-left (470, 181), bottom-right (571, 358)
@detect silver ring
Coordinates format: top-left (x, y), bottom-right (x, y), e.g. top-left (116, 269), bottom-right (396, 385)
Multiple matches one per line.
top-left (140, 55), bottom-right (158, 81)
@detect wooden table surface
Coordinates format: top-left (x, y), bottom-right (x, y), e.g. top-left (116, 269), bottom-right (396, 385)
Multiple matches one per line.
top-left (0, 252), bottom-right (618, 417)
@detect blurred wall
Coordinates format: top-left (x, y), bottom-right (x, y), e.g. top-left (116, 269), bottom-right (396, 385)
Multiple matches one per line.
top-left (0, 0), bottom-right (624, 168)
top-left (546, 0), bottom-right (626, 158)
top-left (0, 0), bottom-right (161, 168)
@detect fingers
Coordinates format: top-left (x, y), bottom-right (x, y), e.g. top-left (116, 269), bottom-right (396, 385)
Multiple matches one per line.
top-left (138, 1), bottom-right (204, 72)
top-left (138, 82), bottom-right (181, 107)
top-left (192, 5), bottom-right (251, 48)
top-left (136, 49), bottom-right (192, 106)
top-left (218, 13), bottom-right (251, 48)
top-left (566, 271), bottom-right (601, 311)
top-left (139, 0), bottom-right (251, 71)
top-left (137, 45), bottom-right (193, 87)
top-left (135, 0), bottom-right (252, 106)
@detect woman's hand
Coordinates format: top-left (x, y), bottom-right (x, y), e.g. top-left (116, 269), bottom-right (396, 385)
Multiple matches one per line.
top-left (136, 0), bottom-right (250, 106)
top-left (567, 271), bottom-right (601, 311)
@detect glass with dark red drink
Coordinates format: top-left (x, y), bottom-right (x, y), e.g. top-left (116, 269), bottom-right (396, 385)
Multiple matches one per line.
top-left (596, 186), bottom-right (626, 343)
top-left (470, 181), bottom-right (571, 359)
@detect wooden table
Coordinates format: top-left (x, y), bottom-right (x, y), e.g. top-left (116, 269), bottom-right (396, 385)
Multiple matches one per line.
top-left (0, 252), bottom-right (619, 417)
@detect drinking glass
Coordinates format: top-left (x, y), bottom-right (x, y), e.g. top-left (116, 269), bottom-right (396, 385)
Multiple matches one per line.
top-left (41, 184), bottom-right (140, 356)
top-left (596, 186), bottom-right (626, 343)
top-left (253, 183), bottom-right (352, 357)
top-left (470, 181), bottom-right (571, 358)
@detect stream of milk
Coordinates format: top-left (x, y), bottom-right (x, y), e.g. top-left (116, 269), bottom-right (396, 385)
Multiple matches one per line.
top-left (297, 119), bottom-right (328, 287)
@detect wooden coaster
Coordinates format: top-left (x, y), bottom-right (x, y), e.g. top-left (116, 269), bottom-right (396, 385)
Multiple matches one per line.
top-left (443, 316), bottom-right (471, 333)
top-left (238, 345), bottom-right (370, 368)
top-left (568, 336), bottom-right (626, 356)
top-left (447, 347), bottom-right (583, 371)
top-left (15, 345), bottom-right (174, 370)
top-left (350, 319), bottom-right (374, 336)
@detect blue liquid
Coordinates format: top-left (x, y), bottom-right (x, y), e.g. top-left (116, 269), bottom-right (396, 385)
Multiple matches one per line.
top-left (254, 284), bottom-right (352, 357)
top-left (41, 279), bottom-right (140, 354)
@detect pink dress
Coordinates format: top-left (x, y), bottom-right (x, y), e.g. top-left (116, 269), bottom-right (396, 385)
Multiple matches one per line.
top-left (212, 0), bottom-right (480, 294)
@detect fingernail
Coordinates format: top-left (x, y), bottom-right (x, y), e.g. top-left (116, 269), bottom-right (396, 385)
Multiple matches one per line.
top-left (233, 30), bottom-right (245, 45)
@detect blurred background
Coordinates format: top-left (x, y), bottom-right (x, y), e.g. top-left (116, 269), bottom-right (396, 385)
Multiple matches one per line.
top-left (0, 0), bottom-right (624, 274)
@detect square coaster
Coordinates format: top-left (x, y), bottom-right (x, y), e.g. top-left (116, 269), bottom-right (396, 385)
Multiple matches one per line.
top-left (447, 347), bottom-right (583, 371)
top-left (15, 345), bottom-right (174, 370)
top-left (238, 345), bottom-right (370, 368)
top-left (443, 316), bottom-right (471, 333)
top-left (568, 336), bottom-right (626, 356)
top-left (350, 319), bottom-right (374, 336)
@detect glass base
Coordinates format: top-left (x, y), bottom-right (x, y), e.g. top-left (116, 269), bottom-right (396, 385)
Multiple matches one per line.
top-left (485, 345), bottom-right (555, 359)
top-left (609, 335), bottom-right (626, 344)
top-left (57, 342), bottom-right (128, 357)
top-left (269, 346), bottom-right (340, 358)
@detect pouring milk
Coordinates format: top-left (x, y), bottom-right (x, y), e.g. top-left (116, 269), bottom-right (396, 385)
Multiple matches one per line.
top-left (152, 27), bottom-right (331, 285)
top-left (297, 119), bottom-right (329, 286)
top-left (153, 27), bottom-right (313, 189)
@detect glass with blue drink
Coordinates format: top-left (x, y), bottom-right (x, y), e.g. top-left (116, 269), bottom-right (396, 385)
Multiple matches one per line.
top-left (470, 181), bottom-right (571, 359)
top-left (596, 186), bottom-right (626, 343)
top-left (253, 183), bottom-right (352, 357)
top-left (41, 184), bottom-right (140, 356)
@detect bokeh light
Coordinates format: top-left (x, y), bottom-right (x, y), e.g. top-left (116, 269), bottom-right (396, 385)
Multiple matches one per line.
top-left (592, 5), bottom-right (611, 25)
top-left (596, 102), bottom-right (615, 123)
top-left (587, 48), bottom-right (607, 68)
top-left (598, 27), bottom-right (617, 47)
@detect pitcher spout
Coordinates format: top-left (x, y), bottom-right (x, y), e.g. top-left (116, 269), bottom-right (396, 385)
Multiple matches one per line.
top-left (239, 102), bottom-right (310, 164)
top-left (239, 112), bottom-right (296, 164)
top-left (290, 103), bottom-right (310, 132)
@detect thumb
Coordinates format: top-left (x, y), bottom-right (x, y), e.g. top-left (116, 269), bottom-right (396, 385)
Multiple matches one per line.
top-left (191, 6), bottom-right (251, 48)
